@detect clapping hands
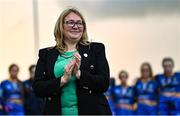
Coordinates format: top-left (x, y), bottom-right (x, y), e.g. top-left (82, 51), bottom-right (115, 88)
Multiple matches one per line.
top-left (61, 52), bottom-right (81, 86)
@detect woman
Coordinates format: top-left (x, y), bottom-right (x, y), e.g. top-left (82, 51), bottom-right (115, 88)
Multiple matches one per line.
top-left (113, 70), bottom-right (135, 115)
top-left (135, 62), bottom-right (158, 115)
top-left (32, 8), bottom-right (111, 115)
top-left (155, 57), bottom-right (180, 115)
top-left (0, 64), bottom-right (24, 115)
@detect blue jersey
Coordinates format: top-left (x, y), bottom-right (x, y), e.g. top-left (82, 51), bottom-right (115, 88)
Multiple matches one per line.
top-left (174, 72), bottom-right (180, 93)
top-left (135, 79), bottom-right (158, 101)
top-left (0, 80), bottom-right (24, 115)
top-left (156, 72), bottom-right (180, 115)
top-left (113, 85), bottom-right (135, 105)
top-left (156, 72), bottom-right (180, 93)
top-left (0, 80), bottom-right (23, 100)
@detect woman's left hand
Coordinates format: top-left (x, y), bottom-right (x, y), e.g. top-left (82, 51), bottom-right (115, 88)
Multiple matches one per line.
top-left (73, 52), bottom-right (81, 79)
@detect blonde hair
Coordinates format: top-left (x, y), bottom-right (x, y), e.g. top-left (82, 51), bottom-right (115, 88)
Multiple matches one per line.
top-left (54, 7), bottom-right (89, 53)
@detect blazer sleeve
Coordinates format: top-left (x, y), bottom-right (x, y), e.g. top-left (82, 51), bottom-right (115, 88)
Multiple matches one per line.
top-left (32, 49), bottom-right (61, 97)
top-left (80, 43), bottom-right (110, 93)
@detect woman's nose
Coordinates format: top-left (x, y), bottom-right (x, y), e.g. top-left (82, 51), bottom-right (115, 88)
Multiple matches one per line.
top-left (72, 24), bottom-right (79, 29)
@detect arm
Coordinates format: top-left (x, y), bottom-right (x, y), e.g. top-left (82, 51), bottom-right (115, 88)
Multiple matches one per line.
top-left (154, 75), bottom-right (161, 94)
top-left (79, 43), bottom-right (110, 93)
top-left (32, 49), bottom-right (61, 97)
top-left (133, 81), bottom-right (139, 103)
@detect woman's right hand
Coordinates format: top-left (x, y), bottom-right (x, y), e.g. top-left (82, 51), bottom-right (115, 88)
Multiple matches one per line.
top-left (60, 59), bottom-right (76, 86)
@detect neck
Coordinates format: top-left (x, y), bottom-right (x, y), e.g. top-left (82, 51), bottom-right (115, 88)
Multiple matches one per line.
top-left (121, 83), bottom-right (127, 87)
top-left (9, 77), bottom-right (18, 82)
top-left (141, 77), bottom-right (149, 82)
top-left (64, 39), bottom-right (78, 52)
top-left (164, 71), bottom-right (173, 77)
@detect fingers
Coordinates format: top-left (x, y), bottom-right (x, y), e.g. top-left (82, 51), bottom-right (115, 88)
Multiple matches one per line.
top-left (69, 62), bottom-right (75, 72)
top-left (65, 59), bottom-right (76, 75)
top-left (74, 52), bottom-right (81, 59)
top-left (64, 53), bottom-right (81, 76)
top-left (75, 62), bottom-right (80, 69)
top-left (74, 52), bottom-right (81, 62)
top-left (74, 52), bottom-right (81, 69)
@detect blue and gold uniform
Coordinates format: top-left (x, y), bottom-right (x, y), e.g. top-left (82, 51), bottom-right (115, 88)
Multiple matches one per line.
top-left (135, 79), bottom-right (158, 115)
top-left (0, 80), bottom-right (24, 115)
top-left (113, 85), bottom-right (135, 115)
top-left (156, 72), bottom-right (180, 115)
top-left (104, 78), bottom-right (115, 115)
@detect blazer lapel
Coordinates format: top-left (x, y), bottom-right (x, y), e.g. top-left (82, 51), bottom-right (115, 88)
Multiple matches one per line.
top-left (48, 46), bottom-right (60, 79)
top-left (78, 43), bottom-right (90, 70)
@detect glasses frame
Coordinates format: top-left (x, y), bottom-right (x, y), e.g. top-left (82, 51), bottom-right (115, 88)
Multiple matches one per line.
top-left (64, 20), bottom-right (84, 28)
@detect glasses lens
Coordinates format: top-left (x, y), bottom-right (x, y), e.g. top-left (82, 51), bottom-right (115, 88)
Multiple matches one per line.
top-left (65, 20), bottom-right (83, 28)
top-left (66, 20), bottom-right (74, 26)
top-left (77, 22), bottom-right (83, 28)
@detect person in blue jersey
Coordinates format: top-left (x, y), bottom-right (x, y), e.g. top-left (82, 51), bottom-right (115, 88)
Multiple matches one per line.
top-left (135, 62), bottom-right (158, 115)
top-left (113, 70), bottom-right (135, 115)
top-left (0, 64), bottom-right (24, 115)
top-left (155, 57), bottom-right (180, 115)
top-left (104, 77), bottom-right (116, 115)
top-left (23, 65), bottom-right (44, 114)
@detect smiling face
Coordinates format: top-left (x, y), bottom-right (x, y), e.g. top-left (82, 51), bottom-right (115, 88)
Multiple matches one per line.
top-left (63, 12), bottom-right (84, 43)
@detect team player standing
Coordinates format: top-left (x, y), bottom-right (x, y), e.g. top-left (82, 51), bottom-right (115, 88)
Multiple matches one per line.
top-left (105, 57), bottom-right (180, 115)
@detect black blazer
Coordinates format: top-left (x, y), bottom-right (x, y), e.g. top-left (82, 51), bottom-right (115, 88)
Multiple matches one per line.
top-left (32, 42), bottom-right (112, 115)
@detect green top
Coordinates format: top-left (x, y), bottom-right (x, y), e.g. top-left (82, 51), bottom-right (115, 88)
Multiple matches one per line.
top-left (54, 50), bottom-right (78, 115)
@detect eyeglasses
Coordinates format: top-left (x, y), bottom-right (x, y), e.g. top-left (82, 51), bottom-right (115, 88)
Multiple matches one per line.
top-left (64, 20), bottom-right (84, 28)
